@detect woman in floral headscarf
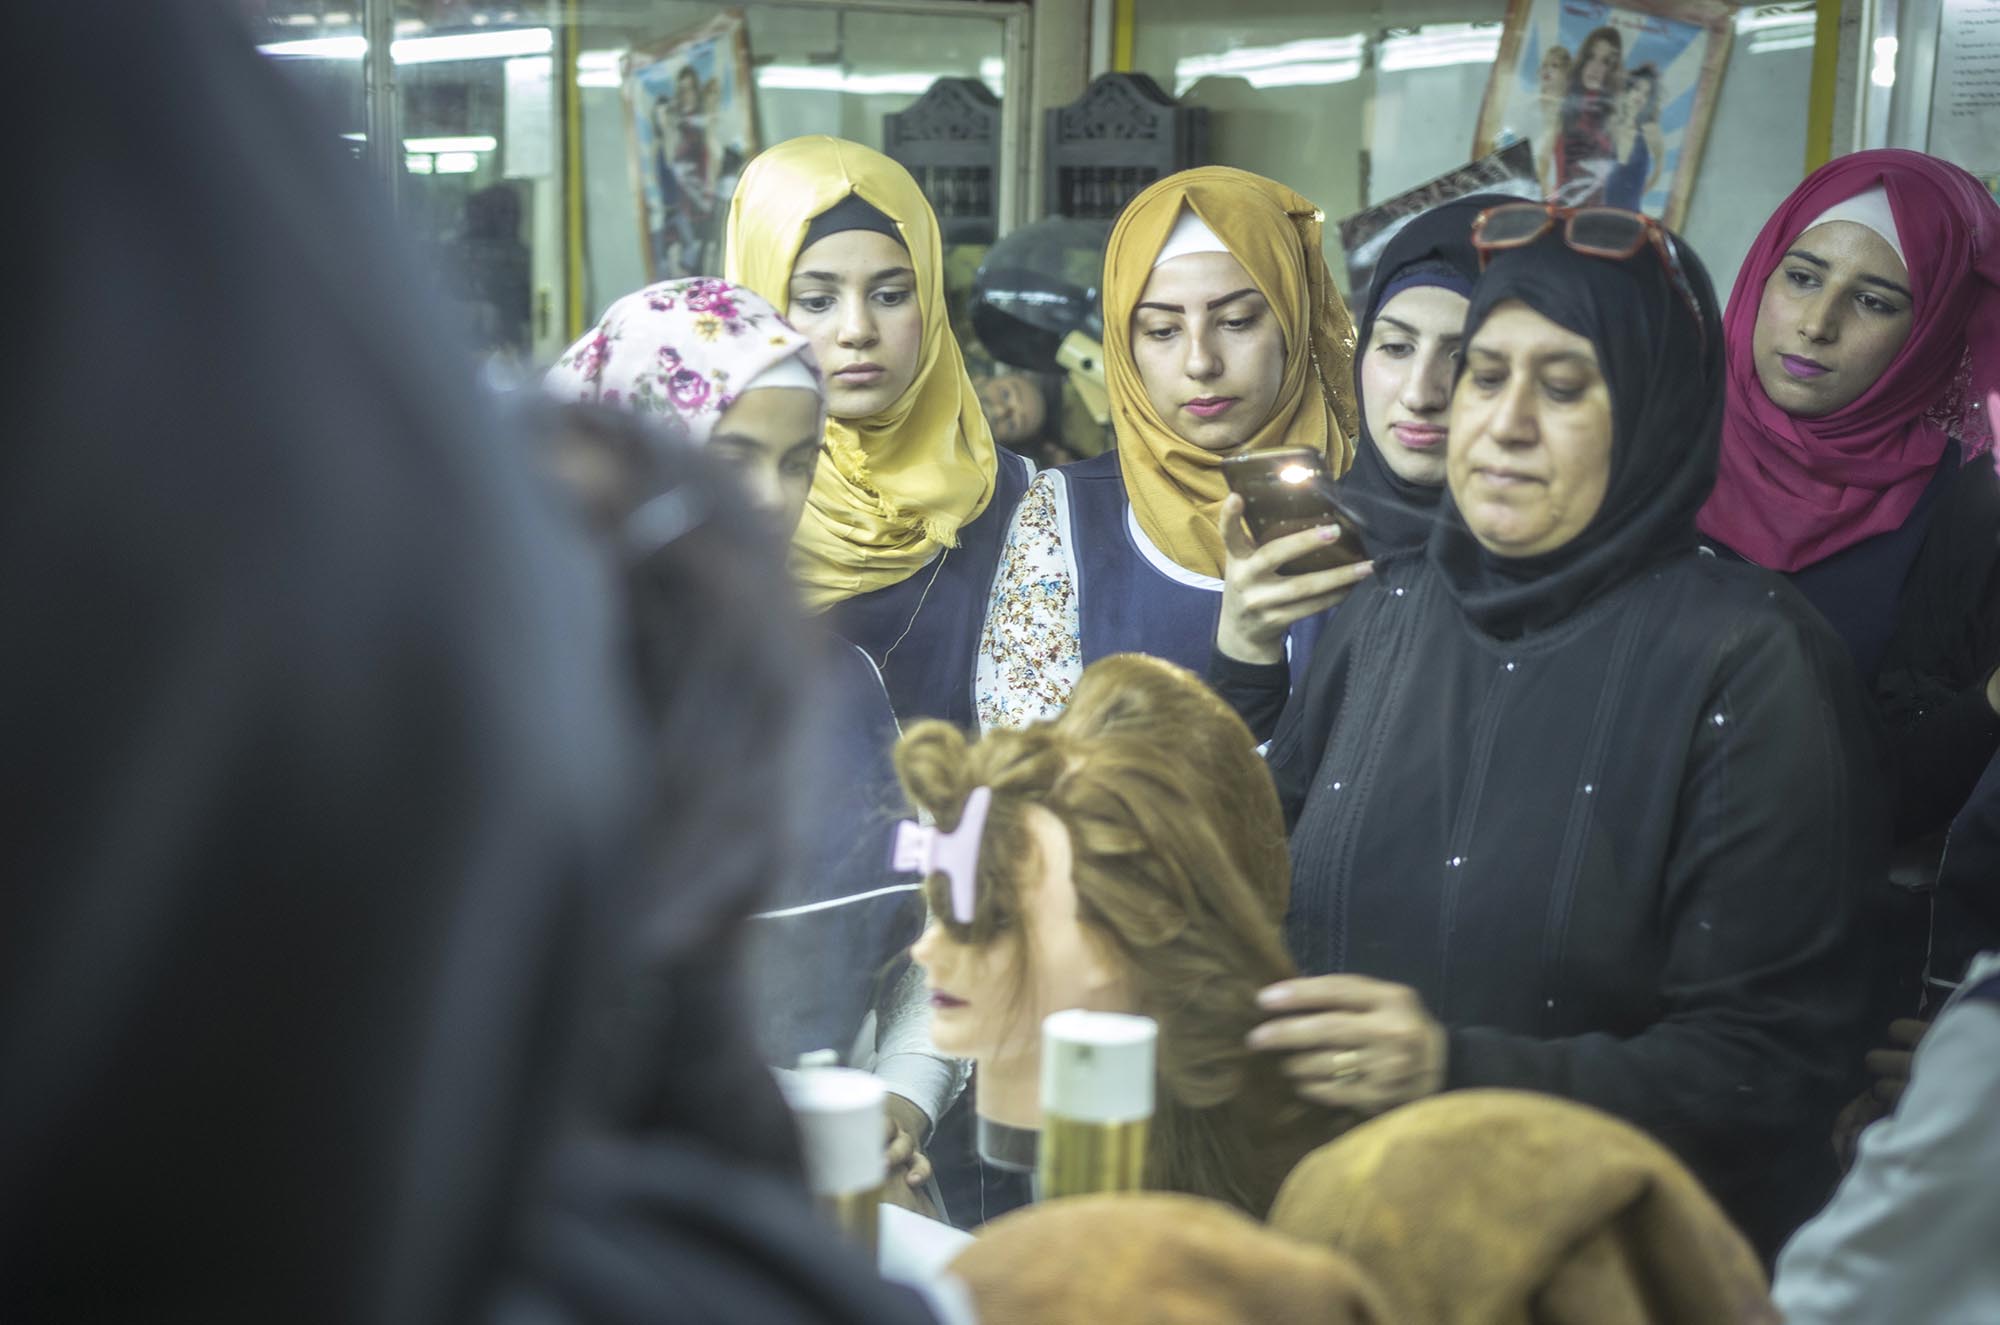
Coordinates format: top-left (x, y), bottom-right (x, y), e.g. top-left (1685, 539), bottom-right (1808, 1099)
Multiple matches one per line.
top-left (549, 276), bottom-right (826, 534)
top-left (547, 278), bottom-right (965, 1210)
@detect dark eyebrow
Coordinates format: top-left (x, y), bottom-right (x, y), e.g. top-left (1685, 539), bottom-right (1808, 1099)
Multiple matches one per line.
top-left (1465, 344), bottom-right (1596, 371)
top-left (1136, 288), bottom-right (1265, 316)
top-left (789, 266), bottom-right (914, 285)
top-left (1377, 315), bottom-right (1461, 341)
top-left (1786, 248), bottom-right (1912, 300)
top-left (1860, 273), bottom-right (1914, 300)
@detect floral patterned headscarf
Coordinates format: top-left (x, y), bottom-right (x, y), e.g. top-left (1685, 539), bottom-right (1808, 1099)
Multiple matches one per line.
top-left (546, 277), bottom-right (823, 445)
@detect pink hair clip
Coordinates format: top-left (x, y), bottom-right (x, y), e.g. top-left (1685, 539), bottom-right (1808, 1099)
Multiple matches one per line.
top-left (892, 786), bottom-right (993, 923)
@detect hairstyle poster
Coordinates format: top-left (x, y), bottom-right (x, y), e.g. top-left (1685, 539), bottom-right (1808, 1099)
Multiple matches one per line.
top-left (1473, 0), bottom-right (1733, 228)
top-left (623, 11), bottom-right (758, 281)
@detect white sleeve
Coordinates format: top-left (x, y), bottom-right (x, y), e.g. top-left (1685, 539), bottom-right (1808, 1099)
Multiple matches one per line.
top-left (869, 962), bottom-right (971, 1133)
top-left (1772, 974), bottom-right (2000, 1324)
top-left (974, 470), bottom-right (1083, 732)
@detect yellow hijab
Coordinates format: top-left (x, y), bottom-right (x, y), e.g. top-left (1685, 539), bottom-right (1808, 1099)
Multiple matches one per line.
top-left (1103, 167), bottom-right (1358, 578)
top-left (725, 136), bottom-right (998, 609)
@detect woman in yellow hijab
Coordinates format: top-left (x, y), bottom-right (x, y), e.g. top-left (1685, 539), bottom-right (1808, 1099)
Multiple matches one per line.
top-left (975, 167), bottom-right (1360, 730)
top-left (726, 135), bottom-right (1033, 727)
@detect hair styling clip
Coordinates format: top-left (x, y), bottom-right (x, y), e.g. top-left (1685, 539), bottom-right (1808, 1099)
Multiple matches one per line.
top-left (892, 786), bottom-right (993, 923)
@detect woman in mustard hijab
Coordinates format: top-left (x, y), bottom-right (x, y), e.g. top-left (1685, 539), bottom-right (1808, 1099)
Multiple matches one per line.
top-left (726, 136), bottom-right (1034, 728)
top-left (975, 167), bottom-right (1363, 730)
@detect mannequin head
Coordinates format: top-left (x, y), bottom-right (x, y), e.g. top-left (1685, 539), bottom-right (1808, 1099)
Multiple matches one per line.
top-left (899, 654), bottom-right (1327, 1214)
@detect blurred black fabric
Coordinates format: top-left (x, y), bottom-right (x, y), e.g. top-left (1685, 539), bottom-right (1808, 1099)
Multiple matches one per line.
top-left (2, 3), bottom-right (639, 1319)
top-left (0, 6), bottom-right (934, 1323)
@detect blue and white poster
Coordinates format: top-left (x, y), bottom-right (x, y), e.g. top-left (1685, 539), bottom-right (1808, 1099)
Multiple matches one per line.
top-left (623, 11), bottom-right (758, 280)
top-left (1474, 0), bottom-right (1734, 227)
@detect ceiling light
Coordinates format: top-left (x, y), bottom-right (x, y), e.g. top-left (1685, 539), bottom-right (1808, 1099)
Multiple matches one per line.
top-left (402, 135), bottom-right (497, 153)
top-left (1379, 24), bottom-right (1503, 73)
top-left (257, 27), bottom-right (553, 66)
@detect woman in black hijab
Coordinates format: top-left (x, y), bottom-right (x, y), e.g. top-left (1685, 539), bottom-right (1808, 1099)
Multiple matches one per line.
top-left (1214, 195), bottom-right (1500, 679)
top-left (1337, 195), bottom-right (1513, 551)
top-left (1216, 209), bottom-right (1885, 1257)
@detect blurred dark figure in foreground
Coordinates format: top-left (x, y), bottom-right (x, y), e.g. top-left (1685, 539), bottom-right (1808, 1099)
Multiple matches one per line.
top-left (0, 5), bottom-right (934, 1322)
top-left (450, 183), bottom-right (533, 360)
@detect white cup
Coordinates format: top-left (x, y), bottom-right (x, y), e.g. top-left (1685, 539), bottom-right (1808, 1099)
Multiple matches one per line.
top-left (777, 1067), bottom-right (887, 1254)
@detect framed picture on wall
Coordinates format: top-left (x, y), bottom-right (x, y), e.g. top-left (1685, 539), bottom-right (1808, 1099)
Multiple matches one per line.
top-left (623, 11), bottom-right (759, 281)
top-left (1473, 0), bottom-right (1734, 228)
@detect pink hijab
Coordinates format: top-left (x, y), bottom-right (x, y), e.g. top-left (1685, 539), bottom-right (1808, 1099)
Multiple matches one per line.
top-left (1698, 150), bottom-right (2000, 572)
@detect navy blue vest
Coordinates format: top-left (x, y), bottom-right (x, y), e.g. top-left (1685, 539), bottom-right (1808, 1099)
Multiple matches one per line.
top-left (828, 450), bottom-right (1033, 728)
top-left (744, 633), bottom-right (918, 1065)
top-left (1060, 450), bottom-right (1323, 687)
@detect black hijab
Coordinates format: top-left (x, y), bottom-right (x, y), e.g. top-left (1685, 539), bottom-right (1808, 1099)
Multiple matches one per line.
top-left (1428, 222), bottom-right (1724, 637)
top-left (803, 192), bottom-right (907, 251)
top-left (1340, 195), bottom-right (1508, 553)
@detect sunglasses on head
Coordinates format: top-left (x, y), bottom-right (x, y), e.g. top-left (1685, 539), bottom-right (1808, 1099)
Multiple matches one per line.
top-left (1470, 203), bottom-right (1707, 353)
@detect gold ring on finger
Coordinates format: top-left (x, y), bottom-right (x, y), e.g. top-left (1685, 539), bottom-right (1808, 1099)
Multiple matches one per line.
top-left (1329, 1049), bottom-right (1366, 1083)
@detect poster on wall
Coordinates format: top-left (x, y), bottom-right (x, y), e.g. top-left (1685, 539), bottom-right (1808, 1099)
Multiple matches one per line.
top-left (623, 11), bottom-right (758, 281)
top-left (1473, 0), bottom-right (1734, 228)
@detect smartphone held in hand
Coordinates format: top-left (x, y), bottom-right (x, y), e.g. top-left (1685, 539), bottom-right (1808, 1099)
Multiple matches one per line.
top-left (1220, 447), bottom-right (1371, 576)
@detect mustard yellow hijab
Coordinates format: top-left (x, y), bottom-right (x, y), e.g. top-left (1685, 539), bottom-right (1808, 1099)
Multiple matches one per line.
top-left (1103, 167), bottom-right (1359, 577)
top-left (725, 136), bottom-right (998, 609)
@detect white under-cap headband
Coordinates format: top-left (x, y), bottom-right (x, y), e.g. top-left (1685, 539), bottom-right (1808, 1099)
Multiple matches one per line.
top-left (1153, 206), bottom-right (1231, 269)
top-left (742, 352), bottom-right (820, 395)
top-left (1802, 186), bottom-right (1906, 269)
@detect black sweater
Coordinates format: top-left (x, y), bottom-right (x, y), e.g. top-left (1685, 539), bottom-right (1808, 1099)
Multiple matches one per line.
top-left (1213, 548), bottom-right (1886, 1257)
top-left (1873, 459), bottom-right (2000, 842)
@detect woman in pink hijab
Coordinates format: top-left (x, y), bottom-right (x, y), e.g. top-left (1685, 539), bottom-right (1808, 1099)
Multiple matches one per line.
top-left (1699, 151), bottom-right (2000, 853)
top-left (1701, 152), bottom-right (2000, 1066)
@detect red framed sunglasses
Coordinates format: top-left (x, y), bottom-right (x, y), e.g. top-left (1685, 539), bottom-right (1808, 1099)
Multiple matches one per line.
top-left (1470, 203), bottom-right (1707, 353)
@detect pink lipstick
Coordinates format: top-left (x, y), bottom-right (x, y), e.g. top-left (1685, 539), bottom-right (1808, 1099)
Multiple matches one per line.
top-left (1184, 396), bottom-right (1238, 419)
top-left (1780, 354), bottom-right (1829, 380)
top-left (1390, 422), bottom-right (1447, 451)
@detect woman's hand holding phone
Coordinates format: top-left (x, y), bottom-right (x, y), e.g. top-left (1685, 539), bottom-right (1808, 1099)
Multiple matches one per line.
top-left (1216, 493), bottom-right (1375, 665)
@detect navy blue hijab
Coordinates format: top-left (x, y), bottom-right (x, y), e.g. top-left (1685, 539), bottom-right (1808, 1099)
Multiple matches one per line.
top-left (1340, 195), bottom-right (1510, 553)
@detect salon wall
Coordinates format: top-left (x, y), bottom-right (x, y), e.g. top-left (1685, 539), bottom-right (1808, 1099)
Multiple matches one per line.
top-left (1127, 0), bottom-right (1822, 305)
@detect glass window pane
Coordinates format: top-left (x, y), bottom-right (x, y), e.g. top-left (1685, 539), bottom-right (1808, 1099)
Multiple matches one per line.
top-left (1130, 0), bottom-right (1815, 302)
top-left (252, 4), bottom-right (368, 159)
top-left (273, 1), bottom-right (1021, 377)
top-left (577, 5), bottom-right (1007, 321)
